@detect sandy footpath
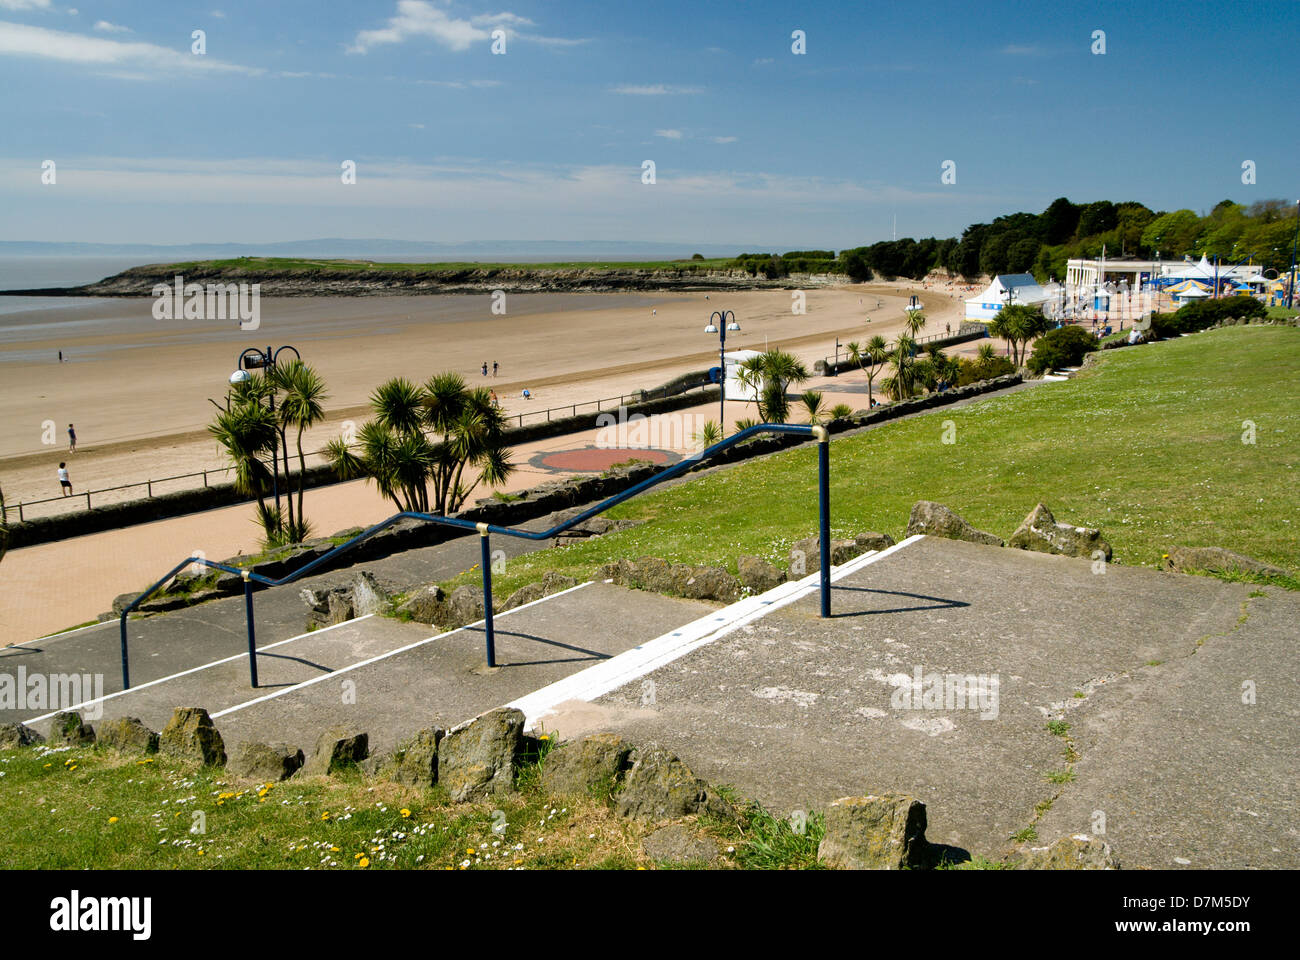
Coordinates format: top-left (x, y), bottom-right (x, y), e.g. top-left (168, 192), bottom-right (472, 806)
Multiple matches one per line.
top-left (0, 280), bottom-right (974, 640)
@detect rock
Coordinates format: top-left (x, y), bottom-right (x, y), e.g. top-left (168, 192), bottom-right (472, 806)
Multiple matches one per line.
top-left (351, 571), bottom-right (390, 617)
top-left (49, 711), bottom-right (95, 747)
top-left (614, 747), bottom-right (733, 822)
top-left (541, 733), bottom-right (633, 798)
top-left (395, 585), bottom-right (447, 624)
top-left (302, 726), bottom-right (369, 776)
top-left (388, 727), bottom-right (443, 788)
top-left (438, 708), bottom-right (524, 802)
top-left (229, 742), bottom-right (304, 781)
top-left (904, 501), bottom-right (1004, 547)
top-left (818, 794), bottom-right (930, 870)
top-left (499, 572), bottom-right (579, 612)
top-left (445, 585), bottom-right (485, 627)
top-left (111, 591), bottom-right (144, 617)
top-left (1162, 545), bottom-right (1289, 579)
top-left (1008, 503), bottom-right (1112, 560)
top-left (642, 823), bottom-right (721, 864)
top-left (788, 535), bottom-right (864, 575)
top-left (159, 707), bottom-right (226, 766)
top-left (96, 716), bottom-right (158, 754)
top-left (307, 588), bottom-right (355, 630)
top-left (737, 555), bottom-right (785, 594)
top-left (667, 564), bottom-right (741, 603)
top-left (854, 531), bottom-right (896, 553)
top-left (299, 587), bottom-right (329, 614)
top-left (0, 722), bottom-right (43, 749)
top-left (1019, 834), bottom-right (1119, 870)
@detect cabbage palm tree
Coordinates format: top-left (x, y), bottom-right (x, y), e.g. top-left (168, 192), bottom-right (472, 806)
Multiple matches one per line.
top-left (905, 310), bottom-right (927, 339)
top-left (800, 390), bottom-right (826, 425)
top-left (881, 335), bottom-right (920, 400)
top-left (735, 349), bottom-right (809, 424)
top-left (272, 360), bottom-right (329, 542)
top-left (847, 334), bottom-right (889, 405)
top-left (209, 395), bottom-right (281, 542)
top-left (327, 372), bottom-right (514, 516)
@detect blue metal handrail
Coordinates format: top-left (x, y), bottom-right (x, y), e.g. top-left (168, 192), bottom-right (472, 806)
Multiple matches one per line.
top-left (118, 423), bottom-right (833, 689)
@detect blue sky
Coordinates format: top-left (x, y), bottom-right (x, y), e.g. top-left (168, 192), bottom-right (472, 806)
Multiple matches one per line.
top-left (1, 0), bottom-right (1296, 248)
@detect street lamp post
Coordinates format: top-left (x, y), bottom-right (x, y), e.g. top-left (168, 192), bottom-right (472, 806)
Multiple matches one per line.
top-left (705, 310), bottom-right (740, 434)
top-left (1288, 199), bottom-right (1300, 309)
top-left (230, 344), bottom-right (301, 523)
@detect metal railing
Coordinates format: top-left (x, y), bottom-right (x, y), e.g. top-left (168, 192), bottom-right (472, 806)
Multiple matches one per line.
top-left (117, 422), bottom-right (833, 690)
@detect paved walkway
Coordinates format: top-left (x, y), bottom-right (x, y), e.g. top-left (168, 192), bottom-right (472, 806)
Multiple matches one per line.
top-left (540, 536), bottom-right (1298, 869)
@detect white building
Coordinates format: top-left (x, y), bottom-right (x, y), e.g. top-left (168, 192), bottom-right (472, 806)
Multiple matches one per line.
top-left (964, 273), bottom-right (1053, 322)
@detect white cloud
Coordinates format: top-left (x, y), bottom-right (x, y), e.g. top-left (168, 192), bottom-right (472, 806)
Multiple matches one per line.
top-left (709, 136), bottom-right (737, 144)
top-left (211, 9), bottom-right (226, 18)
top-left (654, 129), bottom-right (682, 139)
top-left (93, 20), bottom-right (130, 33)
top-left (349, 1), bottom-right (584, 54)
top-left (0, 20), bottom-right (262, 74)
top-left (0, 1), bottom-right (52, 10)
top-left (416, 78), bottom-right (502, 88)
top-left (611, 84), bottom-right (701, 96)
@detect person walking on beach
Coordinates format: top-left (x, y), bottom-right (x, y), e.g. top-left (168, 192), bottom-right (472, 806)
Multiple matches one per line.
top-left (58, 462), bottom-right (72, 496)
top-left (58, 350), bottom-right (63, 363)
top-left (482, 362), bottom-right (488, 377)
top-left (492, 361), bottom-right (498, 377)
top-left (67, 424), bottom-right (76, 452)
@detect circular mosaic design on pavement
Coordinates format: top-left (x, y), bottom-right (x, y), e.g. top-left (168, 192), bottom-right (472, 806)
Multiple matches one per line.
top-left (529, 446), bottom-right (678, 474)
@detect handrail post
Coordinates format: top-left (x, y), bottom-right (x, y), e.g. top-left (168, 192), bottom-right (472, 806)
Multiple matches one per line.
top-left (242, 570), bottom-right (259, 688)
top-left (477, 522), bottom-right (496, 668)
top-left (814, 425), bottom-right (831, 618)
top-left (119, 613), bottom-right (131, 690)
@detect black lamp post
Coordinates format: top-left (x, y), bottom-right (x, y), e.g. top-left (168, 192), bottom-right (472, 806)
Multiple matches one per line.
top-left (705, 311), bottom-right (740, 434)
top-left (230, 344), bottom-right (301, 521)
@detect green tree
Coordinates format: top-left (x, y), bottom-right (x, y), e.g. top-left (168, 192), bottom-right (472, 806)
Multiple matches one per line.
top-left (271, 360), bottom-right (329, 543)
top-left (846, 334), bottom-right (889, 405)
top-left (735, 350), bottom-right (809, 424)
top-left (209, 387), bottom-right (283, 544)
top-left (326, 373), bottom-right (514, 515)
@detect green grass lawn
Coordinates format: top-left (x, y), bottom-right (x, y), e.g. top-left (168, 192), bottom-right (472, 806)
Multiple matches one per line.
top-left (0, 743), bottom-right (812, 870)
top-left (450, 325), bottom-right (1299, 599)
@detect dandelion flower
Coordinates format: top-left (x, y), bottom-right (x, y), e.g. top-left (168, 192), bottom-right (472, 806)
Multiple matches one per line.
top-left (400, 808), bottom-right (411, 818)
top-left (108, 817), bottom-right (119, 824)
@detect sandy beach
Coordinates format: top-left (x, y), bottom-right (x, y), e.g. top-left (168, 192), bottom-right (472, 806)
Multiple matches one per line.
top-left (0, 279), bottom-right (978, 640)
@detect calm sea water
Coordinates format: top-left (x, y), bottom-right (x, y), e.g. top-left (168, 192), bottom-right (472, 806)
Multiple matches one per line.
top-left (0, 257), bottom-right (141, 316)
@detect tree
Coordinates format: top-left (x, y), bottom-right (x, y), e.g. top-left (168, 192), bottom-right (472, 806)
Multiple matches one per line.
top-left (846, 334), bottom-right (888, 404)
top-left (271, 360), bottom-right (329, 543)
top-left (905, 310), bottom-right (927, 339)
top-left (209, 387), bottom-right (283, 544)
top-left (326, 373), bottom-right (514, 516)
top-left (734, 350), bottom-right (809, 424)
top-left (989, 304), bottom-right (1049, 366)
top-left (800, 390), bottom-right (826, 425)
top-left (880, 335), bottom-right (920, 400)
top-left (1028, 325), bottom-right (1098, 374)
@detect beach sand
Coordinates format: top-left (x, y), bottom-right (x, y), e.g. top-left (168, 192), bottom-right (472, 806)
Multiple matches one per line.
top-left (0, 281), bottom-right (977, 639)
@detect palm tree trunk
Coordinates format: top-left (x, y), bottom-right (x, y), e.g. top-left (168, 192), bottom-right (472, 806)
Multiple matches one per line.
top-left (295, 428), bottom-right (307, 531)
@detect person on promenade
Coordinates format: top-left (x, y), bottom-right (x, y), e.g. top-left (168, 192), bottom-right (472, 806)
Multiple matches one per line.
top-left (490, 390), bottom-right (499, 407)
top-left (58, 463), bottom-right (72, 496)
top-left (67, 424), bottom-right (76, 452)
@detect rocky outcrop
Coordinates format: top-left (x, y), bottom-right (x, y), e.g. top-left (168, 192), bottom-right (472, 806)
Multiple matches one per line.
top-left (438, 708), bottom-right (524, 802)
top-left (1019, 834), bottom-right (1119, 870)
top-left (601, 557), bottom-right (741, 604)
top-left (1008, 503), bottom-right (1112, 560)
top-left (787, 532), bottom-right (894, 574)
top-left (229, 742), bottom-right (305, 781)
top-left (395, 585), bottom-right (447, 624)
top-left (614, 747), bottom-right (734, 822)
top-left (642, 823), bottom-right (721, 864)
top-left (159, 707), bottom-right (226, 767)
top-left (1162, 545), bottom-right (1289, 579)
top-left (302, 726), bottom-right (369, 776)
top-left (541, 733), bottom-right (633, 799)
top-left (0, 722), bottom-right (43, 749)
top-left (445, 585), bottom-right (486, 627)
top-left (387, 728), bottom-right (443, 788)
top-left (49, 711), bottom-right (95, 747)
top-left (817, 794), bottom-right (930, 870)
top-left (96, 716), bottom-right (159, 755)
top-left (905, 501), bottom-right (1004, 547)
top-left (736, 555), bottom-right (785, 594)
top-left (499, 571), bottom-right (579, 611)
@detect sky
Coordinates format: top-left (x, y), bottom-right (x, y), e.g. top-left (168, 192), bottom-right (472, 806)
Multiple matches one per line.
top-left (0, 0), bottom-right (1297, 249)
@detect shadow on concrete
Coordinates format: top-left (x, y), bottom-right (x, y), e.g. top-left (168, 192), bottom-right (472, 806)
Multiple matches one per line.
top-left (829, 585), bottom-right (970, 618)
top-left (460, 626), bottom-right (612, 668)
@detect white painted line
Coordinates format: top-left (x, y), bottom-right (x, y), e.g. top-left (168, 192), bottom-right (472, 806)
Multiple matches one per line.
top-left (18, 615), bottom-right (379, 725)
top-left (210, 580), bottom-right (595, 720)
top-left (510, 535), bottom-right (924, 730)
